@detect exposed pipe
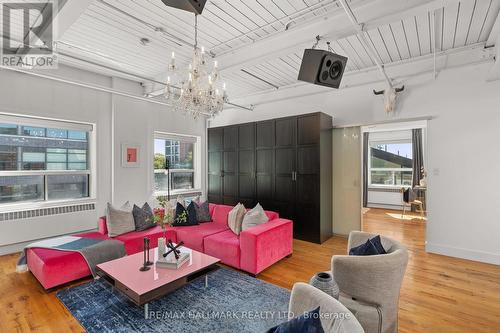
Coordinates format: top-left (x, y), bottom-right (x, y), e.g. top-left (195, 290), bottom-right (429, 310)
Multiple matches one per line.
top-left (240, 69), bottom-right (280, 90)
top-left (432, 10), bottom-right (437, 79)
top-left (2, 35), bottom-right (254, 112)
top-left (338, 0), bottom-right (393, 88)
top-left (212, 0), bottom-right (339, 56)
top-left (96, 0), bottom-right (192, 48)
top-left (0, 65), bottom-right (212, 117)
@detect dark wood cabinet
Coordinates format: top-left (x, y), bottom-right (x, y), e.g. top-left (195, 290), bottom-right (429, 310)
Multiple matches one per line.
top-left (207, 112), bottom-right (332, 243)
top-left (207, 128), bottom-right (223, 204)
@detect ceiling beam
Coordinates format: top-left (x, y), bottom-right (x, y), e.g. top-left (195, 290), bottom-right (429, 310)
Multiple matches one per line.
top-left (18, 0), bottom-right (93, 58)
top-left (229, 43), bottom-right (493, 106)
top-left (215, 0), bottom-right (469, 73)
top-left (486, 6), bottom-right (500, 47)
top-left (487, 34), bottom-right (500, 81)
top-left (53, 0), bottom-right (94, 40)
top-left (147, 0), bottom-right (468, 97)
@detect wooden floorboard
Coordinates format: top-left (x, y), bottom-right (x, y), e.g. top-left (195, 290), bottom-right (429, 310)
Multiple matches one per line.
top-left (1, 208), bottom-right (499, 332)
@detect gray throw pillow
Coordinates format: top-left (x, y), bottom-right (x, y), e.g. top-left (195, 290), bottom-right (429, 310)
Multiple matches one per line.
top-left (241, 203), bottom-right (268, 231)
top-left (106, 202), bottom-right (135, 237)
top-left (194, 201), bottom-right (211, 222)
top-left (228, 203), bottom-right (246, 235)
top-left (132, 202), bottom-right (155, 231)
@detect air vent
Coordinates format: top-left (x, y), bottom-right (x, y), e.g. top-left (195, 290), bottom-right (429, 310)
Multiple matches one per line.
top-left (0, 203), bottom-right (95, 222)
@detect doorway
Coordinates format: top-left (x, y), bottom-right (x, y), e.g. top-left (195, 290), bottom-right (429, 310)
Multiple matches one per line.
top-left (360, 120), bottom-right (428, 243)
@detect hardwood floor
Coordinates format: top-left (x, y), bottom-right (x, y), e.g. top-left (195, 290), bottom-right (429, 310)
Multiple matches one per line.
top-left (1, 208), bottom-right (499, 332)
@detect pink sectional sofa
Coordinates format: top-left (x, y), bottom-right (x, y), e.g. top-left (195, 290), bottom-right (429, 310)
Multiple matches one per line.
top-left (27, 203), bottom-right (293, 289)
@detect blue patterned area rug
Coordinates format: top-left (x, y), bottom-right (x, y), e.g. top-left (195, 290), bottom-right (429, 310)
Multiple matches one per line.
top-left (57, 268), bottom-right (290, 333)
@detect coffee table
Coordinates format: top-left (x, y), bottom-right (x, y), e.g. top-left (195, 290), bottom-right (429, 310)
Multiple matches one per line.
top-left (96, 246), bottom-right (220, 314)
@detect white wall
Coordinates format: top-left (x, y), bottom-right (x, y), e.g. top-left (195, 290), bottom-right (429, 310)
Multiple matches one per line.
top-left (212, 63), bottom-right (500, 265)
top-left (0, 65), bottom-right (206, 253)
top-left (111, 78), bottom-right (206, 206)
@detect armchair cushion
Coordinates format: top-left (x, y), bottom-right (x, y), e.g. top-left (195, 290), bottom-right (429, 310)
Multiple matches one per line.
top-left (267, 306), bottom-right (324, 333)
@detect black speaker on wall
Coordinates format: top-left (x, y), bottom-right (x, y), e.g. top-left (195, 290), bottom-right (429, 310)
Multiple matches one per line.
top-left (298, 49), bottom-right (348, 89)
top-left (161, 0), bottom-right (207, 15)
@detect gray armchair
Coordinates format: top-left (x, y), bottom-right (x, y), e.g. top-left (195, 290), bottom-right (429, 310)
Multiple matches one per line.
top-left (289, 282), bottom-right (364, 333)
top-left (332, 231), bottom-right (408, 333)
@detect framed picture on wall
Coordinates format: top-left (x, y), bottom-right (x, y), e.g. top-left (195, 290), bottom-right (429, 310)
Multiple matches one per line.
top-left (121, 143), bottom-right (141, 168)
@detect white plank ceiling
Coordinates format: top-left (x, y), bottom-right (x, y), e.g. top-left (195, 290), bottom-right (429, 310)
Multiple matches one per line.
top-left (7, 0), bottom-right (500, 99)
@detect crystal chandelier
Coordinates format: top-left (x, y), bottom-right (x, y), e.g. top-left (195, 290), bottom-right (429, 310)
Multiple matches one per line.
top-left (164, 15), bottom-right (227, 118)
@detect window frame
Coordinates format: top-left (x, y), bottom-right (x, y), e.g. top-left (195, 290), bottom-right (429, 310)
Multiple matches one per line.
top-left (153, 132), bottom-right (201, 196)
top-left (0, 114), bottom-right (96, 210)
top-left (368, 139), bottom-right (413, 188)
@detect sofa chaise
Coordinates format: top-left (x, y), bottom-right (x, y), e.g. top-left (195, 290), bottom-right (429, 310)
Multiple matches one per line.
top-left (27, 203), bottom-right (293, 289)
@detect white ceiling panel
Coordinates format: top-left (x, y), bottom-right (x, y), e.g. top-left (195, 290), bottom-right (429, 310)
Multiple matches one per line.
top-left (4, 0), bottom-right (498, 100)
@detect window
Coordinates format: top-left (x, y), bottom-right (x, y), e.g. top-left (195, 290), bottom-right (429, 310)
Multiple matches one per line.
top-left (0, 117), bottom-right (93, 205)
top-left (369, 141), bottom-right (413, 187)
top-left (154, 134), bottom-right (198, 193)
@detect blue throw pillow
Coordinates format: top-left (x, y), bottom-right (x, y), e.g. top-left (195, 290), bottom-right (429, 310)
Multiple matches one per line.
top-left (267, 307), bottom-right (325, 333)
top-left (172, 202), bottom-right (198, 226)
top-left (370, 235), bottom-right (387, 254)
top-left (349, 238), bottom-right (380, 256)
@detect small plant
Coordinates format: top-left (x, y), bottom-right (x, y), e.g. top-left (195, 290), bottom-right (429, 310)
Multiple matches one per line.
top-left (150, 196), bottom-right (174, 231)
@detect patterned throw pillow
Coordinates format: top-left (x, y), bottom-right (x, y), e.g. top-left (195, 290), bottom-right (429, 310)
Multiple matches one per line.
top-left (194, 201), bottom-right (212, 222)
top-left (172, 202), bottom-right (199, 226)
top-left (241, 203), bottom-right (268, 231)
top-left (106, 202), bottom-right (135, 237)
top-left (132, 202), bottom-right (155, 231)
top-left (228, 203), bottom-right (246, 235)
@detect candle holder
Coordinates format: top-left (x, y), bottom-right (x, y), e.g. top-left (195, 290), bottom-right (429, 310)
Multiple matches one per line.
top-left (145, 237), bottom-right (153, 266)
top-left (139, 237), bottom-right (151, 272)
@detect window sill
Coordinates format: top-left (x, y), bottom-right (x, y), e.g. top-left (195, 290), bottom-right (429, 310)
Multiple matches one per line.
top-left (154, 189), bottom-right (202, 198)
top-left (0, 198), bottom-right (97, 214)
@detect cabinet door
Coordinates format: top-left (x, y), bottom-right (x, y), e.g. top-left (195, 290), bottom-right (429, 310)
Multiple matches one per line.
top-left (256, 149), bottom-right (273, 209)
top-left (239, 123), bottom-right (255, 150)
top-left (275, 117), bottom-right (296, 147)
top-left (297, 114), bottom-right (320, 145)
top-left (207, 128), bottom-right (223, 204)
top-left (223, 151), bottom-right (238, 205)
top-left (274, 147), bottom-right (296, 219)
top-left (256, 120), bottom-right (275, 148)
top-left (239, 150), bottom-right (255, 207)
top-left (208, 128), bottom-right (223, 151)
top-left (295, 146), bottom-right (320, 242)
top-left (224, 126), bottom-right (238, 151)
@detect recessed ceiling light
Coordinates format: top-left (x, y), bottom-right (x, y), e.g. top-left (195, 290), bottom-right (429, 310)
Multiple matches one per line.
top-left (140, 38), bottom-right (151, 46)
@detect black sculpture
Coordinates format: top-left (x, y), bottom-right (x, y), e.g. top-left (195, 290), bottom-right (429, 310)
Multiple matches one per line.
top-left (163, 240), bottom-right (184, 260)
